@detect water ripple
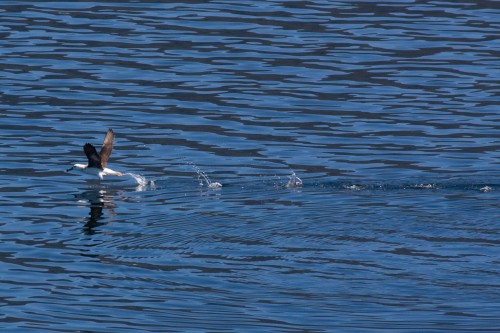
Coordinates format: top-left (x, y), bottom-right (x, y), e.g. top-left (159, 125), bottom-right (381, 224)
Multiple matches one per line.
top-left (1, 1), bottom-right (500, 332)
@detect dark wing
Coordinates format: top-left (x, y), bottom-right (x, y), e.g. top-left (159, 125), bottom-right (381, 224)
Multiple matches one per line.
top-left (84, 143), bottom-right (102, 168)
top-left (99, 128), bottom-right (115, 168)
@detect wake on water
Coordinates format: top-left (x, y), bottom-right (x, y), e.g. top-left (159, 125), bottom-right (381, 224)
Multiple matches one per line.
top-left (190, 163), bottom-right (302, 190)
top-left (122, 164), bottom-right (223, 192)
top-left (124, 167), bottom-right (495, 193)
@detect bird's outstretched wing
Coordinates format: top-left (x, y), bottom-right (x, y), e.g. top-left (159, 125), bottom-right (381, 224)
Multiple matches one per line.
top-left (99, 128), bottom-right (115, 168)
top-left (84, 143), bottom-right (102, 168)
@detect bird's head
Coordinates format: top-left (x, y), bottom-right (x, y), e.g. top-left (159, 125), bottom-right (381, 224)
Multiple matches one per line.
top-left (67, 163), bottom-right (87, 172)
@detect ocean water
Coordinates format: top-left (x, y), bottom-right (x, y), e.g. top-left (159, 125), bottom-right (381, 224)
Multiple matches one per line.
top-left (1, 1), bottom-right (500, 332)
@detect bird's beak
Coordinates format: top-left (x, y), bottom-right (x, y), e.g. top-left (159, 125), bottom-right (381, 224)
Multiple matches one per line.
top-left (66, 167), bottom-right (74, 172)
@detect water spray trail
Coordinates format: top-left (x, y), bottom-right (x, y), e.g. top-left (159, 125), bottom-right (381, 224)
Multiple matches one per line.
top-left (126, 173), bottom-right (155, 191)
top-left (189, 163), bottom-right (222, 189)
top-left (286, 171), bottom-right (302, 188)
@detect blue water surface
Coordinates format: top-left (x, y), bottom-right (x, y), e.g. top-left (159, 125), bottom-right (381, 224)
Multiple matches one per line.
top-left (1, 1), bottom-right (500, 332)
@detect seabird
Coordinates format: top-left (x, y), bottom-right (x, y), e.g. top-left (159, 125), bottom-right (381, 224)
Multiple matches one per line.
top-left (68, 128), bottom-right (124, 180)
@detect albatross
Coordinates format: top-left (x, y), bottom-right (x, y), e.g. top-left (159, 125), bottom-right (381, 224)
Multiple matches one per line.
top-left (68, 128), bottom-right (124, 180)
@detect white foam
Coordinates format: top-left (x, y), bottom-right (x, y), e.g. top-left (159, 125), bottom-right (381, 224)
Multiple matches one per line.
top-left (343, 184), bottom-right (364, 191)
top-left (208, 182), bottom-right (223, 189)
top-left (480, 186), bottom-right (493, 192)
top-left (412, 183), bottom-right (438, 189)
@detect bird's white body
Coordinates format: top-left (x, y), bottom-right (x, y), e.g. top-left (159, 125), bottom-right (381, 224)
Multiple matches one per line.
top-left (72, 163), bottom-right (124, 180)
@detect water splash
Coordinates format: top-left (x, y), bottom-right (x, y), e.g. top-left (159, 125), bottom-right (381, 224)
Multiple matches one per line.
top-left (343, 184), bottom-right (364, 191)
top-left (285, 171), bottom-right (303, 188)
top-left (480, 186), bottom-right (494, 192)
top-left (410, 183), bottom-right (439, 189)
top-left (189, 163), bottom-right (222, 189)
top-left (125, 173), bottom-right (156, 191)
top-left (208, 181), bottom-right (223, 189)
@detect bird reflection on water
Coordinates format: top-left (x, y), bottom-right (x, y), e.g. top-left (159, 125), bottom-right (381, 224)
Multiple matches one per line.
top-left (74, 188), bottom-right (118, 235)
